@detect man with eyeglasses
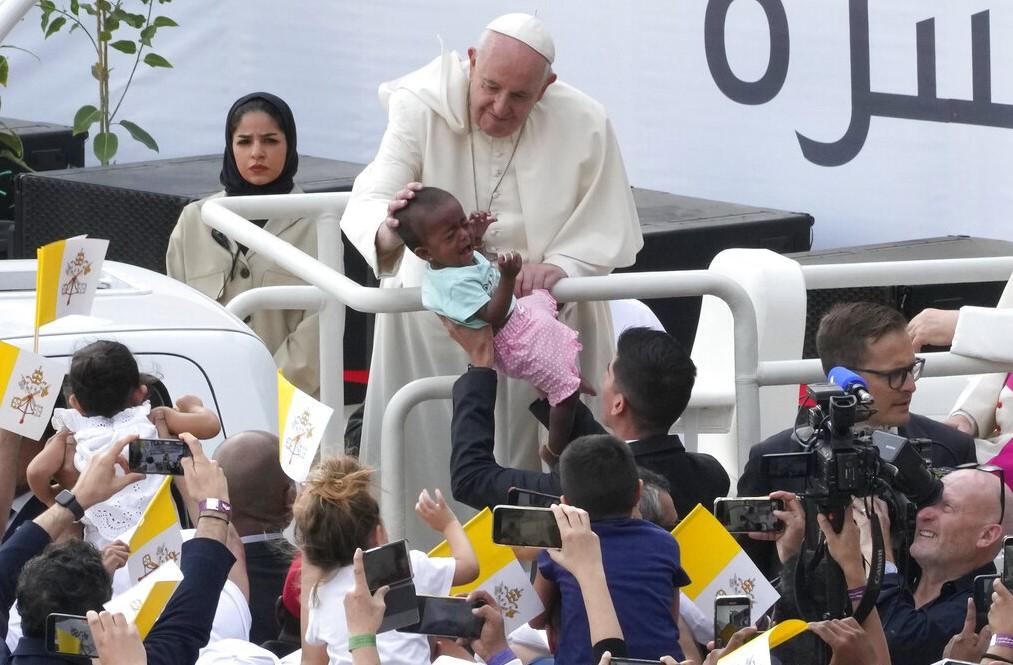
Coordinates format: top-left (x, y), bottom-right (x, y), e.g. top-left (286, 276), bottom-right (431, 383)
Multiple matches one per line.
top-left (738, 301), bottom-right (977, 577)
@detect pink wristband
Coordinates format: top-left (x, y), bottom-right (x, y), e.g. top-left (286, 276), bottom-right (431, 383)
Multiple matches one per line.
top-left (996, 634), bottom-right (1013, 649)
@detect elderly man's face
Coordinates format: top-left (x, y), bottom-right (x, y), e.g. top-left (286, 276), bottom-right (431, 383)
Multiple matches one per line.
top-left (909, 469), bottom-right (1004, 570)
top-left (467, 34), bottom-right (554, 138)
top-left (854, 329), bottom-right (918, 427)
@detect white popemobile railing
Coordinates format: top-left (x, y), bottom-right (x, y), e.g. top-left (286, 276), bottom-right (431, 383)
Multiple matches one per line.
top-left (202, 193), bottom-right (1013, 539)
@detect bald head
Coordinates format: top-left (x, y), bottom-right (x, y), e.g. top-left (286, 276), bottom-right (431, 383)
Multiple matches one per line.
top-left (467, 30), bottom-right (557, 138)
top-left (213, 430), bottom-right (295, 535)
top-left (911, 468), bottom-right (1009, 575)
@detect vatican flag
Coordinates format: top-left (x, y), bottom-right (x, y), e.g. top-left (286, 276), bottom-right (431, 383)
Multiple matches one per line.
top-left (0, 341), bottom-right (65, 440)
top-left (429, 508), bottom-right (543, 634)
top-left (672, 505), bottom-right (780, 626)
top-left (717, 618), bottom-right (808, 664)
top-left (125, 477), bottom-right (183, 586)
top-left (277, 370), bottom-right (333, 482)
top-left (105, 560), bottom-right (184, 639)
top-left (34, 235), bottom-right (109, 329)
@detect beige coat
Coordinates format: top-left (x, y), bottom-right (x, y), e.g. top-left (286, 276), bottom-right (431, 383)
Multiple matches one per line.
top-left (166, 190), bottom-right (320, 396)
top-left (341, 51), bottom-right (643, 541)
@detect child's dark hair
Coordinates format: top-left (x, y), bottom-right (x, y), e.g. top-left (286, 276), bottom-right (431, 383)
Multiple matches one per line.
top-left (559, 434), bottom-right (640, 521)
top-left (393, 186), bottom-right (458, 252)
top-left (293, 455), bottom-right (380, 572)
top-left (68, 340), bottom-right (140, 418)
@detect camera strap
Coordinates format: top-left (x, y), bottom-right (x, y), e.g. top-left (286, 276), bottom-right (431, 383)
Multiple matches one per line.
top-left (854, 498), bottom-right (886, 623)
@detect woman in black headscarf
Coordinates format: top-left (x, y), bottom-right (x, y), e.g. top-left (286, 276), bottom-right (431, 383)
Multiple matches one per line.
top-left (167, 92), bottom-right (320, 397)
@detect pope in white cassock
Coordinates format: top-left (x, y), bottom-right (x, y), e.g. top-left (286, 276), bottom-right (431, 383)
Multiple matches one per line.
top-left (341, 13), bottom-right (643, 536)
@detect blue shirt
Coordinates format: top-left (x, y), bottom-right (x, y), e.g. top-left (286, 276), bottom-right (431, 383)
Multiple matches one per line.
top-left (538, 518), bottom-right (691, 665)
top-left (421, 253), bottom-right (515, 329)
top-left (877, 562), bottom-right (994, 665)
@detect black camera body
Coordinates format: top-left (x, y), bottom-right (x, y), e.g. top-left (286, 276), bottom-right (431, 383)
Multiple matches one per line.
top-left (762, 383), bottom-right (942, 533)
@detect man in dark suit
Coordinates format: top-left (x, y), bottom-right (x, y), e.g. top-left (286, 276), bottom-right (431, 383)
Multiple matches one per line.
top-left (738, 301), bottom-right (976, 576)
top-left (0, 430), bottom-right (46, 545)
top-left (447, 324), bottom-right (730, 519)
top-left (213, 430), bottom-right (296, 646)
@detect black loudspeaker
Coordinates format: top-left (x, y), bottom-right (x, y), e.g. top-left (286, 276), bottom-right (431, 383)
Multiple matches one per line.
top-left (621, 189), bottom-right (814, 348)
top-left (789, 236), bottom-right (1013, 357)
top-left (13, 154), bottom-right (371, 402)
top-left (0, 117), bottom-right (86, 257)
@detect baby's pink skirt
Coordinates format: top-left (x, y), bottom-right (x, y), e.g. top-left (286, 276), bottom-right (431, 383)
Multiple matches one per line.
top-left (493, 289), bottom-right (582, 406)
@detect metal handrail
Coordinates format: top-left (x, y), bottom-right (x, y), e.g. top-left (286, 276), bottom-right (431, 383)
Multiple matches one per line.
top-left (800, 257), bottom-right (1013, 289)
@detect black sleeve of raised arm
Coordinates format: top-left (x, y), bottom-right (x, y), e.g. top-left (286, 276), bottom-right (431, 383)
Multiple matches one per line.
top-left (450, 369), bottom-right (561, 510)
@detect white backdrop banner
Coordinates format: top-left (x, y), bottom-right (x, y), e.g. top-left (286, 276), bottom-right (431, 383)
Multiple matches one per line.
top-left (6, 1), bottom-right (1013, 250)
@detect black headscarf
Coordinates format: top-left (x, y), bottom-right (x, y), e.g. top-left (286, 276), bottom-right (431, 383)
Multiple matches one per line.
top-left (220, 91), bottom-right (298, 197)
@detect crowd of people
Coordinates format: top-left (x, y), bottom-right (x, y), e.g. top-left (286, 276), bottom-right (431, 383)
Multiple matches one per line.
top-left (5, 9), bottom-right (1013, 665)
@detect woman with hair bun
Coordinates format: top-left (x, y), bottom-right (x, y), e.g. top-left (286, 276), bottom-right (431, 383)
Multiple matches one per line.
top-left (294, 456), bottom-right (478, 665)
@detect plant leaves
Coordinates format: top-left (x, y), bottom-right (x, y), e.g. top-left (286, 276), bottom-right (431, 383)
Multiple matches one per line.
top-left (143, 52), bottom-right (171, 68)
top-left (139, 24), bottom-right (156, 45)
top-left (39, 0), bottom-right (56, 12)
top-left (152, 16), bottom-right (177, 28)
top-left (81, 3), bottom-right (96, 15)
top-left (105, 17), bottom-right (119, 32)
top-left (70, 0), bottom-right (79, 15)
top-left (0, 56), bottom-right (8, 87)
top-left (73, 104), bottom-right (101, 135)
top-left (0, 130), bottom-right (23, 158)
top-left (114, 9), bottom-right (144, 29)
top-left (93, 131), bottom-right (118, 164)
top-left (109, 39), bottom-right (136, 54)
top-left (119, 120), bottom-right (158, 152)
top-left (96, 0), bottom-right (112, 11)
top-left (44, 16), bottom-right (66, 38)
top-left (90, 62), bottom-right (104, 80)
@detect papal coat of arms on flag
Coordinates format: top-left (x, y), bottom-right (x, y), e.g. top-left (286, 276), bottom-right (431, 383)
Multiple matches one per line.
top-left (0, 342), bottom-right (65, 440)
top-left (277, 370), bottom-right (332, 482)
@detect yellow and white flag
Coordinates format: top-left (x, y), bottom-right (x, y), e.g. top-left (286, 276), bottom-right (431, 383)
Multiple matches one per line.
top-left (429, 508), bottom-right (543, 634)
top-left (278, 370), bottom-right (333, 482)
top-left (104, 559), bottom-right (184, 639)
top-left (717, 618), bottom-right (808, 664)
top-left (125, 477), bottom-right (183, 585)
top-left (35, 235), bottom-right (109, 329)
top-left (673, 505), bottom-right (780, 624)
top-left (0, 341), bottom-right (65, 440)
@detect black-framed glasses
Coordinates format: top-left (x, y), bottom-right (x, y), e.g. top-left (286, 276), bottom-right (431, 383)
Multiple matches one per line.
top-left (855, 357), bottom-right (926, 390)
top-left (954, 462), bottom-right (1006, 525)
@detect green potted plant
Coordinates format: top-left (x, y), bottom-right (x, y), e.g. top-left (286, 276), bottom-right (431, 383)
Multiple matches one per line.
top-left (39, 0), bottom-right (177, 165)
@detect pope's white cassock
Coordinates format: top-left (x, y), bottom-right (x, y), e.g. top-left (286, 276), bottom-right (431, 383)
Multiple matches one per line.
top-left (341, 49), bottom-right (643, 542)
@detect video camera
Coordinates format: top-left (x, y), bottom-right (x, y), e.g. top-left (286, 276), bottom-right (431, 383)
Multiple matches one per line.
top-left (761, 367), bottom-right (942, 533)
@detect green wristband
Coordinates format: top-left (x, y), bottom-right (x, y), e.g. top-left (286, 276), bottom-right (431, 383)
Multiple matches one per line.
top-left (348, 634), bottom-right (377, 651)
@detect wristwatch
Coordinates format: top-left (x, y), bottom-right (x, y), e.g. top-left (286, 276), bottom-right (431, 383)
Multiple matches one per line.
top-left (54, 489), bottom-right (85, 521)
top-left (198, 498), bottom-right (232, 522)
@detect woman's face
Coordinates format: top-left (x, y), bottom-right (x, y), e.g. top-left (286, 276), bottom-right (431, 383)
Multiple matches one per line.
top-left (231, 110), bottom-right (287, 186)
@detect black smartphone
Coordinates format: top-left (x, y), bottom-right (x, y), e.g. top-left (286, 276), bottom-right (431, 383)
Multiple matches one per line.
top-left (974, 573), bottom-right (999, 632)
top-left (1003, 536), bottom-right (1013, 589)
top-left (362, 539), bottom-right (413, 592)
top-left (127, 438), bottom-right (192, 475)
top-left (714, 595), bottom-right (751, 649)
top-left (507, 486), bottom-right (560, 509)
top-left (492, 505), bottom-right (562, 549)
top-left (45, 613), bottom-right (97, 658)
top-left (713, 497), bottom-right (785, 533)
top-left (398, 595), bottom-right (485, 639)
